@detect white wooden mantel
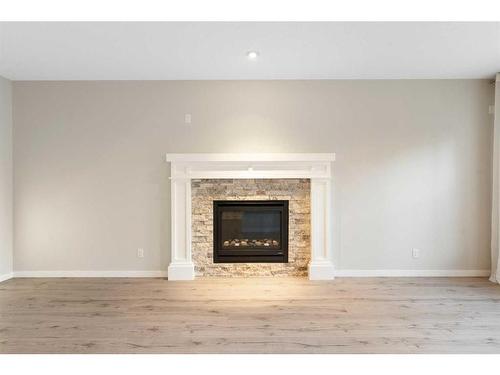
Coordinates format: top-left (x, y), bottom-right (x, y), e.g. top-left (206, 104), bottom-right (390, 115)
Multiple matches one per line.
top-left (165, 153), bottom-right (336, 281)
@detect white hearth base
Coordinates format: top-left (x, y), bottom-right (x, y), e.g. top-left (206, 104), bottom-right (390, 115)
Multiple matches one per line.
top-left (165, 153), bottom-right (336, 281)
top-left (167, 262), bottom-right (195, 280)
top-left (308, 261), bottom-right (336, 280)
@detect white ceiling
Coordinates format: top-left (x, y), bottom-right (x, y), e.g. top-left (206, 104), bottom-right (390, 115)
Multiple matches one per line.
top-left (0, 22), bottom-right (499, 80)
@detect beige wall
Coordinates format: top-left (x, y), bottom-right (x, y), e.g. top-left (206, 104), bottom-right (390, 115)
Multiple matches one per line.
top-left (12, 80), bottom-right (494, 272)
top-left (0, 76), bottom-right (13, 277)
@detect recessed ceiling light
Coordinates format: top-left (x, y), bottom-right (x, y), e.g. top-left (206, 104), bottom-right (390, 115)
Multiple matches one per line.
top-left (246, 51), bottom-right (259, 60)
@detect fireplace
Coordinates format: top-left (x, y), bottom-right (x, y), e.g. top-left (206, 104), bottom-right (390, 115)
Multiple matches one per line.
top-left (166, 153), bottom-right (335, 280)
top-left (213, 200), bottom-right (289, 263)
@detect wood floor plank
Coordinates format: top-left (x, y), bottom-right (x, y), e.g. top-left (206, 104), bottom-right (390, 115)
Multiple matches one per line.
top-left (0, 277), bottom-right (499, 353)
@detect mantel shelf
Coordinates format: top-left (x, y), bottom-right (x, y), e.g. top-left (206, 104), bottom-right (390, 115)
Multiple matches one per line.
top-left (166, 153), bottom-right (335, 163)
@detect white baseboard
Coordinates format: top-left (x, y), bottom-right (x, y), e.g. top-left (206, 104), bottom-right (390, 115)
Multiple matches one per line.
top-left (7, 269), bottom-right (491, 279)
top-left (0, 272), bottom-right (13, 283)
top-left (334, 269), bottom-right (491, 277)
top-left (13, 270), bottom-right (168, 278)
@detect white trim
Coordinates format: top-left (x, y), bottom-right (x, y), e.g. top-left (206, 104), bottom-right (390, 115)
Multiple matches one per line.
top-left (166, 153), bottom-right (336, 162)
top-left (12, 271), bottom-right (168, 278)
top-left (5, 270), bottom-right (490, 279)
top-left (491, 73), bottom-right (500, 285)
top-left (334, 269), bottom-right (491, 277)
top-left (0, 272), bottom-right (13, 283)
top-left (166, 153), bottom-right (334, 181)
top-left (167, 263), bottom-right (195, 280)
top-left (308, 261), bottom-right (335, 280)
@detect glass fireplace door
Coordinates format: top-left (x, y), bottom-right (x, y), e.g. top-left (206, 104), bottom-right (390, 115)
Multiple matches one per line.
top-left (213, 200), bottom-right (289, 263)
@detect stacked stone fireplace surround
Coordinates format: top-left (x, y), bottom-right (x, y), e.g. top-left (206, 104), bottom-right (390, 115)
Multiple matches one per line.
top-left (191, 178), bottom-right (311, 277)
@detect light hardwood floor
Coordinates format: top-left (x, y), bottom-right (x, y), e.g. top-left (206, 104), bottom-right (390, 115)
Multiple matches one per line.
top-left (0, 277), bottom-right (499, 353)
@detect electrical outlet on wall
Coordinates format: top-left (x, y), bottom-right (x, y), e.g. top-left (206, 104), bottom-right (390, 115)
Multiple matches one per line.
top-left (412, 248), bottom-right (420, 259)
top-left (137, 248), bottom-right (144, 258)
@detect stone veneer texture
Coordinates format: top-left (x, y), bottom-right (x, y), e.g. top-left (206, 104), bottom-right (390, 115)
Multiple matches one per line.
top-left (191, 179), bottom-right (311, 277)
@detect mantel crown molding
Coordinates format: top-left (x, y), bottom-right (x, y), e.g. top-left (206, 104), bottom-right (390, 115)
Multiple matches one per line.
top-left (165, 153), bottom-right (336, 163)
top-left (166, 153), bottom-right (335, 180)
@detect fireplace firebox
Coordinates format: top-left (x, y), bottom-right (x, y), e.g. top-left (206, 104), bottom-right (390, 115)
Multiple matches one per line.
top-left (213, 200), bottom-right (289, 263)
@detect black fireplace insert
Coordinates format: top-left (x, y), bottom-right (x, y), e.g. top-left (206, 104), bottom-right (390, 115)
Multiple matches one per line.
top-left (213, 200), bottom-right (289, 263)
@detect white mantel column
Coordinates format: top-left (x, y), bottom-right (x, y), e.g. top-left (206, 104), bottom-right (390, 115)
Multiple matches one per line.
top-left (167, 174), bottom-right (195, 280)
top-left (308, 178), bottom-right (335, 280)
